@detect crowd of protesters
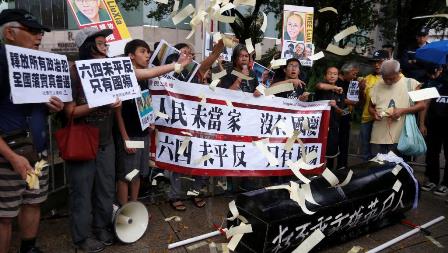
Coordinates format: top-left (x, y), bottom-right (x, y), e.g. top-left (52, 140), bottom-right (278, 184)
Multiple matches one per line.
top-left (1, 7), bottom-right (448, 253)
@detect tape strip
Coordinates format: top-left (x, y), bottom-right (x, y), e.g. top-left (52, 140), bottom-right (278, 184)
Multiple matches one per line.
top-left (286, 160), bottom-right (311, 184)
top-left (318, 7), bottom-right (338, 14)
top-left (172, 4), bottom-right (195, 25)
top-left (245, 38), bottom-right (255, 54)
top-left (231, 70), bottom-right (253, 80)
top-left (212, 69), bottom-right (227, 80)
top-left (125, 169), bottom-right (139, 181)
top-left (177, 136), bottom-right (191, 155)
top-left (392, 179), bottom-right (402, 192)
top-left (125, 140), bottom-right (144, 149)
top-left (155, 111), bottom-right (169, 119)
top-left (334, 25), bottom-right (358, 42)
top-left (326, 44), bottom-right (353, 56)
top-left (265, 82), bottom-right (294, 96)
top-left (392, 165), bottom-right (402, 176)
top-left (322, 168), bottom-right (339, 186)
top-left (292, 228), bottom-right (325, 253)
top-left (226, 223), bottom-right (252, 239)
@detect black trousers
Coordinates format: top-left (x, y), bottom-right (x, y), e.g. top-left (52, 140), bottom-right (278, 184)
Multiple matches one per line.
top-left (425, 122), bottom-right (448, 185)
top-left (337, 115), bottom-right (351, 169)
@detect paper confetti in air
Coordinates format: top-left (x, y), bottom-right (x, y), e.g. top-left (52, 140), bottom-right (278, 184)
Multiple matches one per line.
top-left (264, 82), bottom-right (294, 96)
top-left (212, 69), bottom-right (227, 80)
top-left (255, 43), bottom-right (262, 60)
top-left (412, 14), bottom-right (448, 19)
top-left (181, 131), bottom-right (193, 136)
top-left (308, 51), bottom-right (325, 61)
top-left (125, 169), bottom-right (139, 181)
top-left (172, 4), bottom-right (195, 25)
top-left (292, 228), bottom-right (325, 253)
top-left (270, 58), bottom-right (287, 69)
top-left (187, 190), bottom-right (200, 196)
top-left (245, 38), bottom-right (255, 54)
top-left (260, 12), bottom-right (267, 33)
top-left (155, 0), bottom-right (168, 4)
top-left (334, 25), bottom-right (358, 42)
top-left (155, 111), bottom-right (169, 119)
top-left (318, 7), bottom-right (338, 14)
top-left (326, 44), bottom-right (354, 56)
top-left (322, 168), bottom-right (339, 186)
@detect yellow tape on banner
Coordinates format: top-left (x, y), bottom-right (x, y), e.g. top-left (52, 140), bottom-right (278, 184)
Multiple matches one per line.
top-left (104, 0), bottom-right (131, 39)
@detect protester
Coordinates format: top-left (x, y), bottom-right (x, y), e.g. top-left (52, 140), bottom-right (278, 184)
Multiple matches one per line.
top-left (0, 9), bottom-right (64, 253)
top-left (400, 27), bottom-right (430, 82)
top-left (218, 44), bottom-right (259, 93)
top-left (331, 62), bottom-right (359, 169)
top-left (369, 60), bottom-right (426, 155)
top-left (419, 64), bottom-right (448, 196)
top-left (284, 12), bottom-right (305, 41)
top-left (270, 58), bottom-right (308, 101)
top-left (72, 0), bottom-right (111, 25)
top-left (358, 50), bottom-right (389, 161)
top-left (294, 43), bottom-right (305, 59)
top-left (283, 42), bottom-right (296, 59)
top-left (315, 67), bottom-right (344, 169)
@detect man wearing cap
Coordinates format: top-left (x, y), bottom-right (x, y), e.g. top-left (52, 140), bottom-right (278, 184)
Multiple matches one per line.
top-left (0, 9), bottom-right (64, 253)
top-left (400, 27), bottom-right (430, 82)
top-left (358, 50), bottom-right (390, 161)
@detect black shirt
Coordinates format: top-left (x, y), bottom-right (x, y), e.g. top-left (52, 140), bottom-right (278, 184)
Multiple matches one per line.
top-left (218, 67), bottom-right (258, 93)
top-left (121, 80), bottom-right (149, 137)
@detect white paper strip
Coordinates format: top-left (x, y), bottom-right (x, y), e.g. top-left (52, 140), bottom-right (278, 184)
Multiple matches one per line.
top-left (256, 84), bottom-right (266, 95)
top-left (220, 3), bottom-right (235, 13)
top-left (326, 44), bottom-right (354, 56)
top-left (234, 0), bottom-right (256, 6)
top-left (292, 228), bottom-right (325, 253)
top-left (392, 180), bottom-right (402, 192)
top-left (335, 169), bottom-right (353, 187)
top-left (265, 185), bottom-right (291, 191)
top-left (181, 131), bottom-right (193, 136)
top-left (187, 190), bottom-right (200, 196)
top-left (172, 4), bottom-right (195, 25)
top-left (412, 14), bottom-right (448, 20)
top-left (212, 70), bottom-right (227, 80)
top-left (286, 160), bottom-right (311, 184)
top-left (308, 51), bottom-right (325, 61)
top-left (408, 87), bottom-right (440, 102)
top-left (318, 7), bottom-right (338, 14)
top-left (265, 83), bottom-right (294, 96)
top-left (270, 58), bottom-right (287, 69)
top-left (253, 140), bottom-right (279, 166)
top-left (186, 241), bottom-right (208, 251)
top-left (227, 200), bottom-right (239, 221)
top-left (301, 183), bottom-right (319, 205)
top-left (284, 131), bottom-right (299, 152)
top-left (245, 38), bottom-right (255, 54)
top-left (255, 43), bottom-right (262, 60)
top-left (231, 70), bottom-right (253, 80)
top-left (322, 168), bottom-right (339, 186)
top-left (125, 169), bottom-right (139, 181)
top-left (226, 223), bottom-right (252, 239)
top-left (165, 216), bottom-right (182, 222)
top-left (227, 233), bottom-right (244, 251)
top-left (334, 25), bottom-right (358, 42)
top-left (125, 140), bottom-right (144, 149)
top-left (209, 79), bottom-right (220, 91)
top-left (392, 165), bottom-right (402, 176)
top-left (171, 0), bottom-right (180, 16)
top-left (177, 136), bottom-right (191, 155)
top-left (226, 100), bottom-right (233, 107)
top-left (194, 154), bottom-right (212, 165)
top-left (215, 14), bottom-right (236, 23)
top-left (155, 0), bottom-right (168, 4)
top-left (156, 111), bottom-right (169, 119)
top-left (260, 12), bottom-right (268, 33)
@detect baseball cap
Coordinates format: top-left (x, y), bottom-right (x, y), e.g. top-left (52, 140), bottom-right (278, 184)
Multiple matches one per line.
top-left (417, 27), bottom-right (429, 36)
top-left (75, 27), bottom-right (113, 48)
top-left (370, 50), bottom-right (390, 61)
top-left (0, 9), bottom-right (50, 32)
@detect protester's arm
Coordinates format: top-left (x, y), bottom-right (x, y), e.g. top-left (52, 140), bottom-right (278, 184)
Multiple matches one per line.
top-left (419, 100), bottom-right (429, 136)
top-left (0, 138), bottom-right (32, 179)
top-left (369, 100), bottom-right (382, 121)
top-left (316, 82), bottom-right (343, 93)
top-left (135, 53), bottom-right (192, 80)
top-left (115, 106), bottom-right (136, 154)
top-left (198, 39), bottom-right (225, 77)
top-left (344, 98), bottom-right (358, 106)
top-left (64, 98), bottom-right (121, 119)
top-left (45, 96), bottom-right (64, 113)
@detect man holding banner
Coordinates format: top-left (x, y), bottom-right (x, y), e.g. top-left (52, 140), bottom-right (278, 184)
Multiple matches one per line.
top-left (0, 9), bottom-right (64, 253)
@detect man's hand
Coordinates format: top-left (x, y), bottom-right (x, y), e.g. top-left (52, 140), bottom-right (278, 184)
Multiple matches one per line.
top-left (123, 138), bottom-right (136, 154)
top-left (298, 92), bottom-right (310, 102)
top-left (290, 79), bottom-right (306, 89)
top-left (419, 124), bottom-right (427, 136)
top-left (109, 98), bottom-right (122, 109)
top-left (46, 96), bottom-right (64, 113)
top-left (178, 53), bottom-right (193, 68)
top-left (373, 111), bottom-right (382, 121)
top-left (332, 86), bottom-right (343, 94)
top-left (390, 108), bottom-right (406, 120)
top-left (329, 100), bottom-right (336, 107)
top-left (10, 154), bottom-right (33, 180)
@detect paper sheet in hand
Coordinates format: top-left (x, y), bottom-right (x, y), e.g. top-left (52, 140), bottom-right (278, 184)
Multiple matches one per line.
top-left (408, 87), bottom-right (440, 102)
top-left (172, 4), bottom-right (195, 25)
top-left (265, 83), bottom-right (294, 96)
top-left (333, 25), bottom-right (358, 42)
top-left (125, 140), bottom-right (144, 149)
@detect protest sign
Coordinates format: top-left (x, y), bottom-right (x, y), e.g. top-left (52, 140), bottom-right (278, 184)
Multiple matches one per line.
top-left (150, 40), bottom-right (200, 82)
top-left (5, 45), bottom-right (72, 104)
top-left (204, 32), bottom-right (233, 62)
top-left (67, 0), bottom-right (131, 56)
top-left (347, 81), bottom-right (359, 102)
top-left (253, 62), bottom-right (275, 88)
top-left (75, 57), bottom-right (141, 108)
top-left (135, 89), bottom-right (154, 131)
top-left (282, 5), bottom-right (315, 67)
top-left (149, 76), bottom-right (331, 176)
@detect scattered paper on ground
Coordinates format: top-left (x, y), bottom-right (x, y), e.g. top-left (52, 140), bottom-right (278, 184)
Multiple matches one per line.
top-left (187, 190), bottom-right (200, 196)
top-left (334, 25), bottom-right (358, 42)
top-left (255, 43), bottom-right (262, 60)
top-left (326, 44), bottom-right (354, 56)
top-left (408, 87), bottom-right (440, 102)
top-left (347, 246), bottom-right (365, 253)
top-left (164, 216), bottom-right (182, 222)
top-left (292, 228), bottom-right (325, 253)
top-left (318, 7), bottom-right (338, 14)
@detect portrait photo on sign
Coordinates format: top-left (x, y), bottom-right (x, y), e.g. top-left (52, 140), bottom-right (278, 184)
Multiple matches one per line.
top-left (136, 90), bottom-right (152, 117)
top-left (149, 40), bottom-right (199, 82)
top-left (283, 11), bottom-right (306, 42)
top-left (68, 0), bottom-right (112, 26)
top-left (204, 32), bottom-right (232, 62)
top-left (253, 62), bottom-right (275, 88)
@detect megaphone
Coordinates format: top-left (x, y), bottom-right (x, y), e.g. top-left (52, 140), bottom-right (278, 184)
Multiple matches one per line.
top-left (113, 201), bottom-right (149, 243)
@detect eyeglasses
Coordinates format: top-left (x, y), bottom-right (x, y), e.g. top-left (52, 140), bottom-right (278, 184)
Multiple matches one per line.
top-left (287, 64), bottom-right (300, 69)
top-left (9, 26), bottom-right (44, 36)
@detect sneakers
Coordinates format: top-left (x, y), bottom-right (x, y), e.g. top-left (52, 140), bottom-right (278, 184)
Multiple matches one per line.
top-left (75, 238), bottom-right (105, 253)
top-left (434, 185), bottom-right (448, 196)
top-left (94, 230), bottom-right (114, 246)
top-left (421, 182), bottom-right (437, 191)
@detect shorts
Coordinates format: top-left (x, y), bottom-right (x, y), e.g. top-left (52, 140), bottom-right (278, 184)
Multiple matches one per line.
top-left (116, 135), bottom-right (150, 181)
top-left (0, 163), bottom-right (49, 218)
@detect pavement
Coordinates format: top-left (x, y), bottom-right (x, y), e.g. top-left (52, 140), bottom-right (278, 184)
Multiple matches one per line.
top-left (8, 156), bottom-right (448, 253)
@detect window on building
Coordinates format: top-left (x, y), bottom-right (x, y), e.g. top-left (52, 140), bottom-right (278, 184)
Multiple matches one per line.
top-left (15, 0), bottom-right (68, 30)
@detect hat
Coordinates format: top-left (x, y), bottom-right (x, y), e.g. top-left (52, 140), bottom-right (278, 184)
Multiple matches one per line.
top-left (0, 9), bottom-right (50, 32)
top-left (370, 50), bottom-right (389, 61)
top-left (75, 27), bottom-right (113, 48)
top-left (417, 27), bottom-right (429, 36)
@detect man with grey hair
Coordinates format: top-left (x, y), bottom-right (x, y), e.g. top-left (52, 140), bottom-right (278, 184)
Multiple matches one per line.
top-left (0, 9), bottom-right (64, 253)
top-left (368, 59), bottom-right (426, 155)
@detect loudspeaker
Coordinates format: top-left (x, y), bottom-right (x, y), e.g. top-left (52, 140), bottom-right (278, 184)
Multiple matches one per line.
top-left (113, 201), bottom-right (149, 243)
